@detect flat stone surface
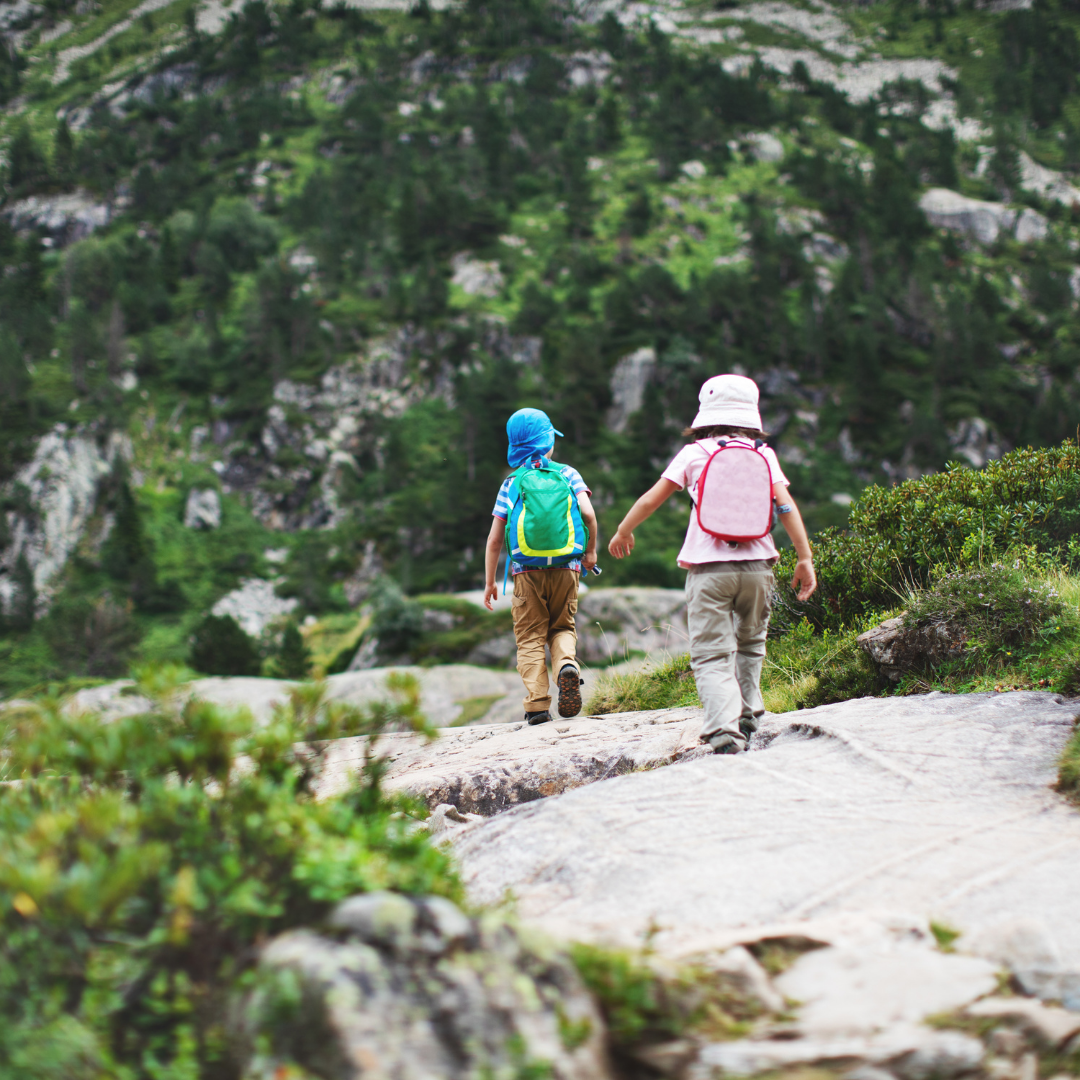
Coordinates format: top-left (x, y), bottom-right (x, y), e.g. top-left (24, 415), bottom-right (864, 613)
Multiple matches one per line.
top-left (317, 706), bottom-right (707, 814)
top-left (775, 945), bottom-right (997, 1037)
top-left (450, 692), bottom-right (1080, 983)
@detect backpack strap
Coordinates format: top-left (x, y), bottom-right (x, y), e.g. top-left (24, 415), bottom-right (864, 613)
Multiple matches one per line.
top-left (502, 469), bottom-right (527, 596)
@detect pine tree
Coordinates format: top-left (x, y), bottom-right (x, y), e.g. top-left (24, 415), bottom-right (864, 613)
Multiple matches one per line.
top-left (102, 475), bottom-right (159, 609)
top-left (7, 553), bottom-right (35, 633)
top-left (271, 622), bottom-right (312, 680)
top-left (53, 120), bottom-right (74, 188)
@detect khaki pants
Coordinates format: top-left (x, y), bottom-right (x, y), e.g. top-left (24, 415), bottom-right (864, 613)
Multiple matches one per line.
top-left (685, 560), bottom-right (775, 745)
top-left (512, 569), bottom-right (580, 713)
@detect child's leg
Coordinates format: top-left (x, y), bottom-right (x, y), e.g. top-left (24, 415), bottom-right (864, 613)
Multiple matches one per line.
top-left (732, 566), bottom-right (776, 724)
top-left (545, 569), bottom-right (580, 675)
top-left (512, 572), bottom-right (553, 712)
top-left (685, 567), bottom-right (742, 744)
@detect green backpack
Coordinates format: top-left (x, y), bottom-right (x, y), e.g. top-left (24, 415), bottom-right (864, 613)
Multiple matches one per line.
top-left (503, 460), bottom-right (588, 591)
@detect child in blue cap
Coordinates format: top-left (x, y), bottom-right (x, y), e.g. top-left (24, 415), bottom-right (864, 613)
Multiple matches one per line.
top-left (483, 408), bottom-right (598, 724)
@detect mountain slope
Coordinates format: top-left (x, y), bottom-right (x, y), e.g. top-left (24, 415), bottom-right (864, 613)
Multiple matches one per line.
top-left (0, 0), bottom-right (1078, 691)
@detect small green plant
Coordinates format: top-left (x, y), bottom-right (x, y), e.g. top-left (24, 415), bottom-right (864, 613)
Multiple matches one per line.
top-left (930, 921), bottom-right (961, 952)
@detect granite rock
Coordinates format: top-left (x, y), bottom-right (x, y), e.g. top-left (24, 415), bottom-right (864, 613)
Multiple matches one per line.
top-left (239, 891), bottom-right (612, 1080)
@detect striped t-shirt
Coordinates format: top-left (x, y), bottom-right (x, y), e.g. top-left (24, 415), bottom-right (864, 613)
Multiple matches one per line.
top-left (493, 460), bottom-right (591, 575)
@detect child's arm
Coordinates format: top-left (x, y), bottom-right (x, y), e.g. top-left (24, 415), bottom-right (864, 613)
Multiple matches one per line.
top-left (578, 492), bottom-right (598, 572)
top-left (483, 516), bottom-right (504, 610)
top-left (774, 483), bottom-right (817, 601)
top-left (608, 479), bottom-right (681, 559)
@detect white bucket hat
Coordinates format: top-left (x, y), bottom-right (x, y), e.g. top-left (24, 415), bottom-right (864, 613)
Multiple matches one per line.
top-left (691, 374), bottom-right (763, 430)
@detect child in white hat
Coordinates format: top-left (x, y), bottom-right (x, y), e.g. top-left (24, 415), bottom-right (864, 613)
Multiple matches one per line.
top-left (608, 374), bottom-right (817, 754)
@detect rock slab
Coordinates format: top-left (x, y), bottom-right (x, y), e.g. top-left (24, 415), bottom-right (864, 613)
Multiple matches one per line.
top-left (451, 692), bottom-right (1080, 987)
top-left (317, 706), bottom-right (707, 814)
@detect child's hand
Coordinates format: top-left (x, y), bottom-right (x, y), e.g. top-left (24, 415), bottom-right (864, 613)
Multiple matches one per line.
top-left (608, 530), bottom-right (634, 559)
top-left (791, 558), bottom-right (817, 601)
top-left (483, 583), bottom-right (498, 610)
top-left (582, 549), bottom-right (598, 572)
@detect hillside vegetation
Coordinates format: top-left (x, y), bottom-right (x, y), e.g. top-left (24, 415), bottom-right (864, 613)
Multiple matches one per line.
top-left (1, 0), bottom-right (1080, 692)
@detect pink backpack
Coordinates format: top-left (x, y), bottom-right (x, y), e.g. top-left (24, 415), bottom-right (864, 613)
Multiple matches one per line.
top-left (692, 439), bottom-right (774, 542)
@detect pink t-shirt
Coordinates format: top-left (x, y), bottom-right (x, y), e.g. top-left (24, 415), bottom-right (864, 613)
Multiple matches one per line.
top-left (661, 437), bottom-right (789, 568)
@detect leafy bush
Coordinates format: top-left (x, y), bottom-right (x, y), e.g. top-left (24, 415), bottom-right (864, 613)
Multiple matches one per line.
top-left (776, 441), bottom-right (1080, 633)
top-left (189, 614), bottom-right (261, 677)
top-left (0, 669), bottom-right (449, 1078)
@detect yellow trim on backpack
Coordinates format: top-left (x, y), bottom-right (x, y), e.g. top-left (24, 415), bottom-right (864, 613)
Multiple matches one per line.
top-left (516, 494), bottom-right (578, 557)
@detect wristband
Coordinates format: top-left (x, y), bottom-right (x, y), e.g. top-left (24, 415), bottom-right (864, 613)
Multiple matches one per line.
top-left (776, 503), bottom-right (794, 514)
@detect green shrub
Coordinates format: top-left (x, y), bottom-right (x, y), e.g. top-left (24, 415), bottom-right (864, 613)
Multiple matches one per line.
top-left (903, 564), bottom-right (1069, 672)
top-left (0, 668), bottom-right (450, 1078)
top-left (776, 441), bottom-right (1080, 632)
top-left (189, 614), bottom-right (261, 677)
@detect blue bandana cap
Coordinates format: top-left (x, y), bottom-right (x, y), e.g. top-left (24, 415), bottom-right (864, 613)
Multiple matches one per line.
top-left (506, 408), bottom-right (564, 468)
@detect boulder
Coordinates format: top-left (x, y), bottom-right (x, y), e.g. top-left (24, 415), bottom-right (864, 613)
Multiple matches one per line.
top-left (68, 663), bottom-right (525, 729)
top-left (919, 189), bottom-right (1048, 245)
top-left (183, 487), bottom-right (221, 530)
top-left (856, 616), bottom-right (965, 681)
top-left (239, 891), bottom-right (611, 1080)
top-left (4, 190), bottom-right (112, 247)
top-left (316, 705), bottom-right (708, 814)
top-left (211, 577), bottom-right (299, 638)
top-left (961, 917), bottom-right (1080, 1008)
top-left (450, 252), bottom-right (505, 297)
top-left (744, 132), bottom-right (785, 163)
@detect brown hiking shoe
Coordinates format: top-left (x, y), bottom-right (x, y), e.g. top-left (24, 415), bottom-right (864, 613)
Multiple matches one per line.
top-left (557, 664), bottom-right (583, 718)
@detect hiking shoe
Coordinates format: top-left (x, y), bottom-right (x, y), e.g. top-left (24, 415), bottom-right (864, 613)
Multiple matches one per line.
top-left (739, 716), bottom-right (758, 745)
top-left (704, 733), bottom-right (745, 755)
top-left (557, 664), bottom-right (583, 718)
top-left (526, 710), bottom-right (552, 726)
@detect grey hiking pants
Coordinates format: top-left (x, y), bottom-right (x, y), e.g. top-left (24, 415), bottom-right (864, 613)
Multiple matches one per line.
top-left (685, 560), bottom-right (775, 746)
